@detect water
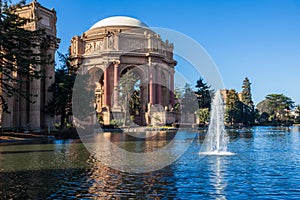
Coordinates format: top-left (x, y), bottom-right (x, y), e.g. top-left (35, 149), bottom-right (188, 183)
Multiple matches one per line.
top-left (0, 127), bottom-right (300, 199)
top-left (200, 90), bottom-right (234, 155)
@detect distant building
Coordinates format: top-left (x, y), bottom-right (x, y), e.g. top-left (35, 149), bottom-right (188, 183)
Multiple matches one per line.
top-left (1, 1), bottom-right (60, 130)
top-left (220, 89), bottom-right (243, 103)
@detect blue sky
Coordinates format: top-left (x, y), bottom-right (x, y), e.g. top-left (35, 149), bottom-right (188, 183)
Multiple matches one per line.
top-left (29, 0), bottom-right (300, 105)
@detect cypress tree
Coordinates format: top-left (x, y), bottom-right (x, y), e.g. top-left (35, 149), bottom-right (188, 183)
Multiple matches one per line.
top-left (241, 77), bottom-right (255, 125)
top-left (0, 0), bottom-right (53, 112)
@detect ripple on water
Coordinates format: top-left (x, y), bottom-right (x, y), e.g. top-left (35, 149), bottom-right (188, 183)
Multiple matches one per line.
top-left (1, 129), bottom-right (300, 199)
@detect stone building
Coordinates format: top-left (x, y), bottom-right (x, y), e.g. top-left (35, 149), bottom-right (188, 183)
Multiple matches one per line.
top-left (220, 89), bottom-right (243, 102)
top-left (70, 16), bottom-right (177, 125)
top-left (1, 1), bottom-right (59, 130)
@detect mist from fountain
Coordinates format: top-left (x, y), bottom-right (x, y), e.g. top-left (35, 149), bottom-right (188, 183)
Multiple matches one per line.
top-left (199, 90), bottom-right (235, 156)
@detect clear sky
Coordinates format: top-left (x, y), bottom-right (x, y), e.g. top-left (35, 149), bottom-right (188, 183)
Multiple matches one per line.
top-left (28, 0), bottom-right (300, 105)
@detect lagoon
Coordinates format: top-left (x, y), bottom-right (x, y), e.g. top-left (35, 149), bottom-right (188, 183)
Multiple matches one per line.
top-left (1, 126), bottom-right (300, 199)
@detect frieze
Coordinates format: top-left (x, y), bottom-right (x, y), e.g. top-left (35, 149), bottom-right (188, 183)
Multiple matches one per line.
top-left (84, 40), bottom-right (105, 54)
top-left (120, 38), bottom-right (146, 52)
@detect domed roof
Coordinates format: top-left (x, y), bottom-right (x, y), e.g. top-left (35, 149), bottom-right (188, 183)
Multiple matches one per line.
top-left (90, 16), bottom-right (148, 30)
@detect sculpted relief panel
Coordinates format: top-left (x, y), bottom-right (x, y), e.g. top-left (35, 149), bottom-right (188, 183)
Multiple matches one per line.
top-left (85, 40), bottom-right (106, 54)
top-left (84, 35), bottom-right (150, 54)
top-left (120, 38), bottom-right (146, 52)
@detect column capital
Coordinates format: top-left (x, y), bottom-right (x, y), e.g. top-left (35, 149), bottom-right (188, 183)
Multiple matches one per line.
top-left (113, 60), bottom-right (120, 66)
top-left (169, 68), bottom-right (175, 74)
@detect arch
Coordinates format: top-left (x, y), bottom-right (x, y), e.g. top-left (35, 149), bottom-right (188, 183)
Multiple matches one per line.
top-left (120, 64), bottom-right (147, 82)
top-left (161, 70), bottom-right (169, 108)
top-left (119, 65), bottom-right (147, 125)
top-left (86, 67), bottom-right (104, 113)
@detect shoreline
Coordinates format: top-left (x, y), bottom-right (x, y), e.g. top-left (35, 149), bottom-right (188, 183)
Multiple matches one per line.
top-left (0, 132), bottom-right (55, 146)
top-left (1, 124), bottom-right (299, 145)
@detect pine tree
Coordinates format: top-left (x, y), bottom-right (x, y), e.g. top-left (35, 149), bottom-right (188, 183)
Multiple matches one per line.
top-left (195, 77), bottom-right (212, 109)
top-left (0, 0), bottom-right (52, 112)
top-left (241, 77), bottom-right (255, 125)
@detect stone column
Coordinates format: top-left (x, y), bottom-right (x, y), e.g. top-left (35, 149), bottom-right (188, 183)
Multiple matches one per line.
top-left (170, 68), bottom-right (175, 107)
top-left (149, 66), bottom-right (155, 105)
top-left (104, 68), bottom-right (109, 106)
top-left (29, 64), bottom-right (41, 130)
top-left (112, 60), bottom-right (121, 111)
top-left (156, 67), bottom-right (162, 105)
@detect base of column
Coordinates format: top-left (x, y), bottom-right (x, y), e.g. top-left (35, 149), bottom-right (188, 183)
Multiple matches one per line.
top-left (111, 106), bottom-right (122, 112)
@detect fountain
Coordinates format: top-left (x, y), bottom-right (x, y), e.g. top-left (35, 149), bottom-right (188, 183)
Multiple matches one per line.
top-left (199, 90), bottom-right (235, 156)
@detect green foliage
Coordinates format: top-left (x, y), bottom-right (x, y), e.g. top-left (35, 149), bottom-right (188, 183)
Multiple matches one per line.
top-left (197, 108), bottom-right (209, 124)
top-left (256, 93), bottom-right (294, 125)
top-left (181, 83), bottom-right (198, 114)
top-left (174, 87), bottom-right (182, 99)
top-left (97, 114), bottom-right (103, 124)
top-left (173, 87), bottom-right (182, 112)
top-left (240, 77), bottom-right (255, 125)
top-left (256, 99), bottom-right (272, 115)
top-left (0, 0), bottom-right (54, 112)
top-left (129, 90), bottom-right (141, 115)
top-left (47, 52), bottom-right (77, 129)
top-left (110, 119), bottom-right (123, 127)
top-left (118, 70), bottom-right (139, 126)
top-left (72, 71), bottom-right (95, 122)
top-left (225, 89), bottom-right (242, 125)
top-left (241, 78), bottom-right (254, 107)
top-left (295, 105), bottom-right (300, 123)
top-left (258, 112), bottom-right (270, 124)
top-left (195, 77), bottom-right (212, 109)
top-left (266, 94), bottom-right (294, 113)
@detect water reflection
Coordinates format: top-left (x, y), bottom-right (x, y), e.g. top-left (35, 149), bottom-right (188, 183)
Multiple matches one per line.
top-left (210, 157), bottom-right (228, 200)
top-left (1, 128), bottom-right (300, 199)
top-left (83, 131), bottom-right (196, 173)
top-left (85, 158), bottom-right (176, 199)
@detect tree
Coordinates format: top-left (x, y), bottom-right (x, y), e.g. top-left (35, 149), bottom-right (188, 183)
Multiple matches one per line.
top-left (47, 52), bottom-right (76, 129)
top-left (181, 83), bottom-right (198, 114)
top-left (258, 112), bottom-right (270, 124)
top-left (266, 94), bottom-right (294, 124)
top-left (118, 70), bottom-right (139, 126)
top-left (295, 105), bottom-right (300, 123)
top-left (195, 77), bottom-right (212, 109)
top-left (240, 77), bottom-right (255, 125)
top-left (129, 89), bottom-right (141, 116)
top-left (257, 94), bottom-right (294, 125)
top-left (71, 71), bottom-right (95, 123)
top-left (197, 108), bottom-right (209, 124)
top-left (256, 99), bottom-right (272, 115)
top-left (225, 89), bottom-right (242, 125)
top-left (173, 86), bottom-right (182, 112)
top-left (0, 0), bottom-right (52, 112)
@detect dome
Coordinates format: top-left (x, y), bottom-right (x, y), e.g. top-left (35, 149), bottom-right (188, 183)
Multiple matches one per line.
top-left (90, 16), bottom-right (148, 30)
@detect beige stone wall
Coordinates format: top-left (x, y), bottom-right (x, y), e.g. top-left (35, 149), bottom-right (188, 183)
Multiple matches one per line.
top-left (1, 1), bottom-right (59, 130)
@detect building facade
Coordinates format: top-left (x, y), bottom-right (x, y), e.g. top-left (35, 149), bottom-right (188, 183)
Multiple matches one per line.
top-left (1, 1), bottom-right (59, 130)
top-left (70, 16), bottom-right (177, 125)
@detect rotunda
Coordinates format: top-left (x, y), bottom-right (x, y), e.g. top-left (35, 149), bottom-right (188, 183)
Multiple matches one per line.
top-left (70, 16), bottom-right (177, 125)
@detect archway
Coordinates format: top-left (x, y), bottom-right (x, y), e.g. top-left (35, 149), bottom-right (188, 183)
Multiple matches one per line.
top-left (87, 67), bottom-right (104, 123)
top-left (118, 66), bottom-right (145, 125)
top-left (161, 71), bottom-right (169, 109)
